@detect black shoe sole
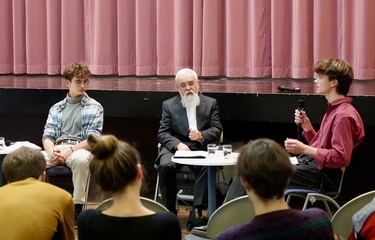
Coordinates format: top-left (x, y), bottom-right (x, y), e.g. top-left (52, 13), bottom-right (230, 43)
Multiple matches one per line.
top-left (186, 216), bottom-right (208, 231)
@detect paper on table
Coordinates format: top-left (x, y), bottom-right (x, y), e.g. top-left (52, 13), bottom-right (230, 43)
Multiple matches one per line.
top-left (0, 141), bottom-right (41, 154)
top-left (174, 150), bottom-right (208, 158)
top-left (289, 156), bottom-right (299, 165)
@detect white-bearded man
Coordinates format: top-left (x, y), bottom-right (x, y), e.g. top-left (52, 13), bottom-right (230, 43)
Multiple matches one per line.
top-left (156, 68), bottom-right (222, 231)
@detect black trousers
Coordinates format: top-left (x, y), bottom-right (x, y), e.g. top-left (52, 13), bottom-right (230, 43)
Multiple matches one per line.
top-left (288, 157), bottom-right (342, 193)
top-left (158, 151), bottom-right (208, 210)
top-left (224, 156), bottom-right (343, 204)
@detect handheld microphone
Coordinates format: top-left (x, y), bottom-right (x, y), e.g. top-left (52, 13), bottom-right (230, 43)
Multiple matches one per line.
top-left (297, 99), bottom-right (304, 139)
top-left (297, 99), bottom-right (304, 113)
top-left (5, 140), bottom-right (14, 146)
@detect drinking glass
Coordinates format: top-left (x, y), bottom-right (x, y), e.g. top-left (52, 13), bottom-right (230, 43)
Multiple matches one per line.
top-left (207, 143), bottom-right (216, 155)
top-left (223, 144), bottom-right (232, 158)
top-left (0, 137), bottom-right (4, 150)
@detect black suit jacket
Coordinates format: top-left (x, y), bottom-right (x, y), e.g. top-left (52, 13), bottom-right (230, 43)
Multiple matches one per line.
top-left (156, 94), bottom-right (222, 162)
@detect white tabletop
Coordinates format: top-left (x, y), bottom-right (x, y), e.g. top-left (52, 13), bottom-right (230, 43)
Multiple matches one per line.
top-left (0, 141), bottom-right (41, 155)
top-left (172, 150), bottom-right (238, 166)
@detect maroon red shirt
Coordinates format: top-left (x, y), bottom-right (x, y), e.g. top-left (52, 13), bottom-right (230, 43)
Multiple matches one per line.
top-left (303, 97), bottom-right (365, 170)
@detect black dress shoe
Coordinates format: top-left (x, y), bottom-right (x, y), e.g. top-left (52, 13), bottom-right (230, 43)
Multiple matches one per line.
top-left (186, 208), bottom-right (208, 231)
top-left (74, 204), bottom-right (83, 229)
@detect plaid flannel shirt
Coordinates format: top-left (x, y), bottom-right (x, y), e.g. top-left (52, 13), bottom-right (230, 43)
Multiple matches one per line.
top-left (42, 92), bottom-right (103, 143)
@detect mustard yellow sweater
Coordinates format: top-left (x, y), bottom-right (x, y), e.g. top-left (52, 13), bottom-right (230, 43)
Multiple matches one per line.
top-left (0, 178), bottom-right (74, 240)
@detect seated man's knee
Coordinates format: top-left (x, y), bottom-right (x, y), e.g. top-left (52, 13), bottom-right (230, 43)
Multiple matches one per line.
top-left (158, 162), bottom-right (176, 175)
top-left (67, 149), bottom-right (91, 167)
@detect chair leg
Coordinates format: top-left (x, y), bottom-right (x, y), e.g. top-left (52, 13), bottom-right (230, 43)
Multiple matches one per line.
top-left (286, 195), bottom-right (292, 205)
top-left (286, 193), bottom-right (308, 206)
top-left (302, 193), bottom-right (340, 218)
top-left (154, 173), bottom-right (160, 201)
top-left (216, 168), bottom-right (226, 182)
top-left (322, 200), bottom-right (333, 218)
top-left (176, 193), bottom-right (180, 213)
top-left (83, 172), bottom-right (91, 210)
top-left (302, 197), bottom-right (310, 211)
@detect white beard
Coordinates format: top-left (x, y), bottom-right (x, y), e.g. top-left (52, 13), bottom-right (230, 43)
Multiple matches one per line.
top-left (181, 92), bottom-right (200, 108)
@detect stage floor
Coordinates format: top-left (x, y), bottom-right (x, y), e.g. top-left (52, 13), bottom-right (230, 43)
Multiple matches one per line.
top-left (1, 75), bottom-right (375, 96)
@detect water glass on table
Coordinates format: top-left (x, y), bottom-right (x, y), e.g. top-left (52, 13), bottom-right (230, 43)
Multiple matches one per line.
top-left (0, 137), bottom-right (4, 150)
top-left (223, 144), bottom-right (232, 158)
top-left (207, 143), bottom-right (216, 155)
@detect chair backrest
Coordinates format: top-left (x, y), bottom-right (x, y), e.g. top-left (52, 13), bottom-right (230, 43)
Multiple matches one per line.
top-left (318, 167), bottom-right (346, 199)
top-left (332, 167), bottom-right (346, 199)
top-left (206, 195), bottom-right (255, 239)
top-left (213, 131), bottom-right (224, 144)
top-left (95, 196), bottom-right (169, 213)
top-left (331, 190), bottom-right (375, 239)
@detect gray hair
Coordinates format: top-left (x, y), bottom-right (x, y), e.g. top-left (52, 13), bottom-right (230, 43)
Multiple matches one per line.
top-left (175, 68), bottom-right (198, 84)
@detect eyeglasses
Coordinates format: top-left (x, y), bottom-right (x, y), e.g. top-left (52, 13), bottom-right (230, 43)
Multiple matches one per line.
top-left (74, 79), bottom-right (89, 86)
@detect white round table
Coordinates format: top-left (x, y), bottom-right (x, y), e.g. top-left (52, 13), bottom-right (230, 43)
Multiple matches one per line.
top-left (172, 151), bottom-right (238, 218)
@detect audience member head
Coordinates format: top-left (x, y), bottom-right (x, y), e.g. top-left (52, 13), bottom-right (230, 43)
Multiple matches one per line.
top-left (87, 134), bottom-right (142, 194)
top-left (63, 62), bottom-right (91, 81)
top-left (175, 68), bottom-right (200, 108)
top-left (2, 147), bottom-right (46, 183)
top-left (314, 59), bottom-right (353, 96)
top-left (236, 138), bottom-right (294, 200)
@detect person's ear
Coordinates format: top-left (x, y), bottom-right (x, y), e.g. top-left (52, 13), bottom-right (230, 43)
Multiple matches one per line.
top-left (38, 171), bottom-right (46, 182)
top-left (65, 79), bottom-right (71, 88)
top-left (240, 176), bottom-right (250, 191)
top-left (136, 164), bottom-right (143, 180)
top-left (331, 79), bottom-right (338, 87)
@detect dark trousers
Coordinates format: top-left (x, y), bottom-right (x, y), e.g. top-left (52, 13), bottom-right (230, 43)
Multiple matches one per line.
top-left (158, 151), bottom-right (208, 210)
top-left (224, 157), bottom-right (342, 204)
top-left (287, 158), bottom-right (342, 193)
top-left (223, 175), bottom-right (246, 203)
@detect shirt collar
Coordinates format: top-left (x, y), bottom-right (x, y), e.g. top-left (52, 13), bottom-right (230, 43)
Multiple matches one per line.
top-left (328, 97), bottom-right (352, 107)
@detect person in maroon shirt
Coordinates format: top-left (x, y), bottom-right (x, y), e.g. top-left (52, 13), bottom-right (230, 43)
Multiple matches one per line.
top-left (284, 58), bottom-right (365, 192)
top-left (223, 58), bottom-right (365, 203)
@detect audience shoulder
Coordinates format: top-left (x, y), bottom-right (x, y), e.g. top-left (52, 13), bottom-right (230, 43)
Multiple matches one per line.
top-left (303, 207), bottom-right (331, 221)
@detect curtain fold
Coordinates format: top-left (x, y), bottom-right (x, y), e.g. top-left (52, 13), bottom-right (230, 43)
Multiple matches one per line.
top-left (0, 0), bottom-right (374, 79)
top-left (61, 0), bottom-right (85, 71)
